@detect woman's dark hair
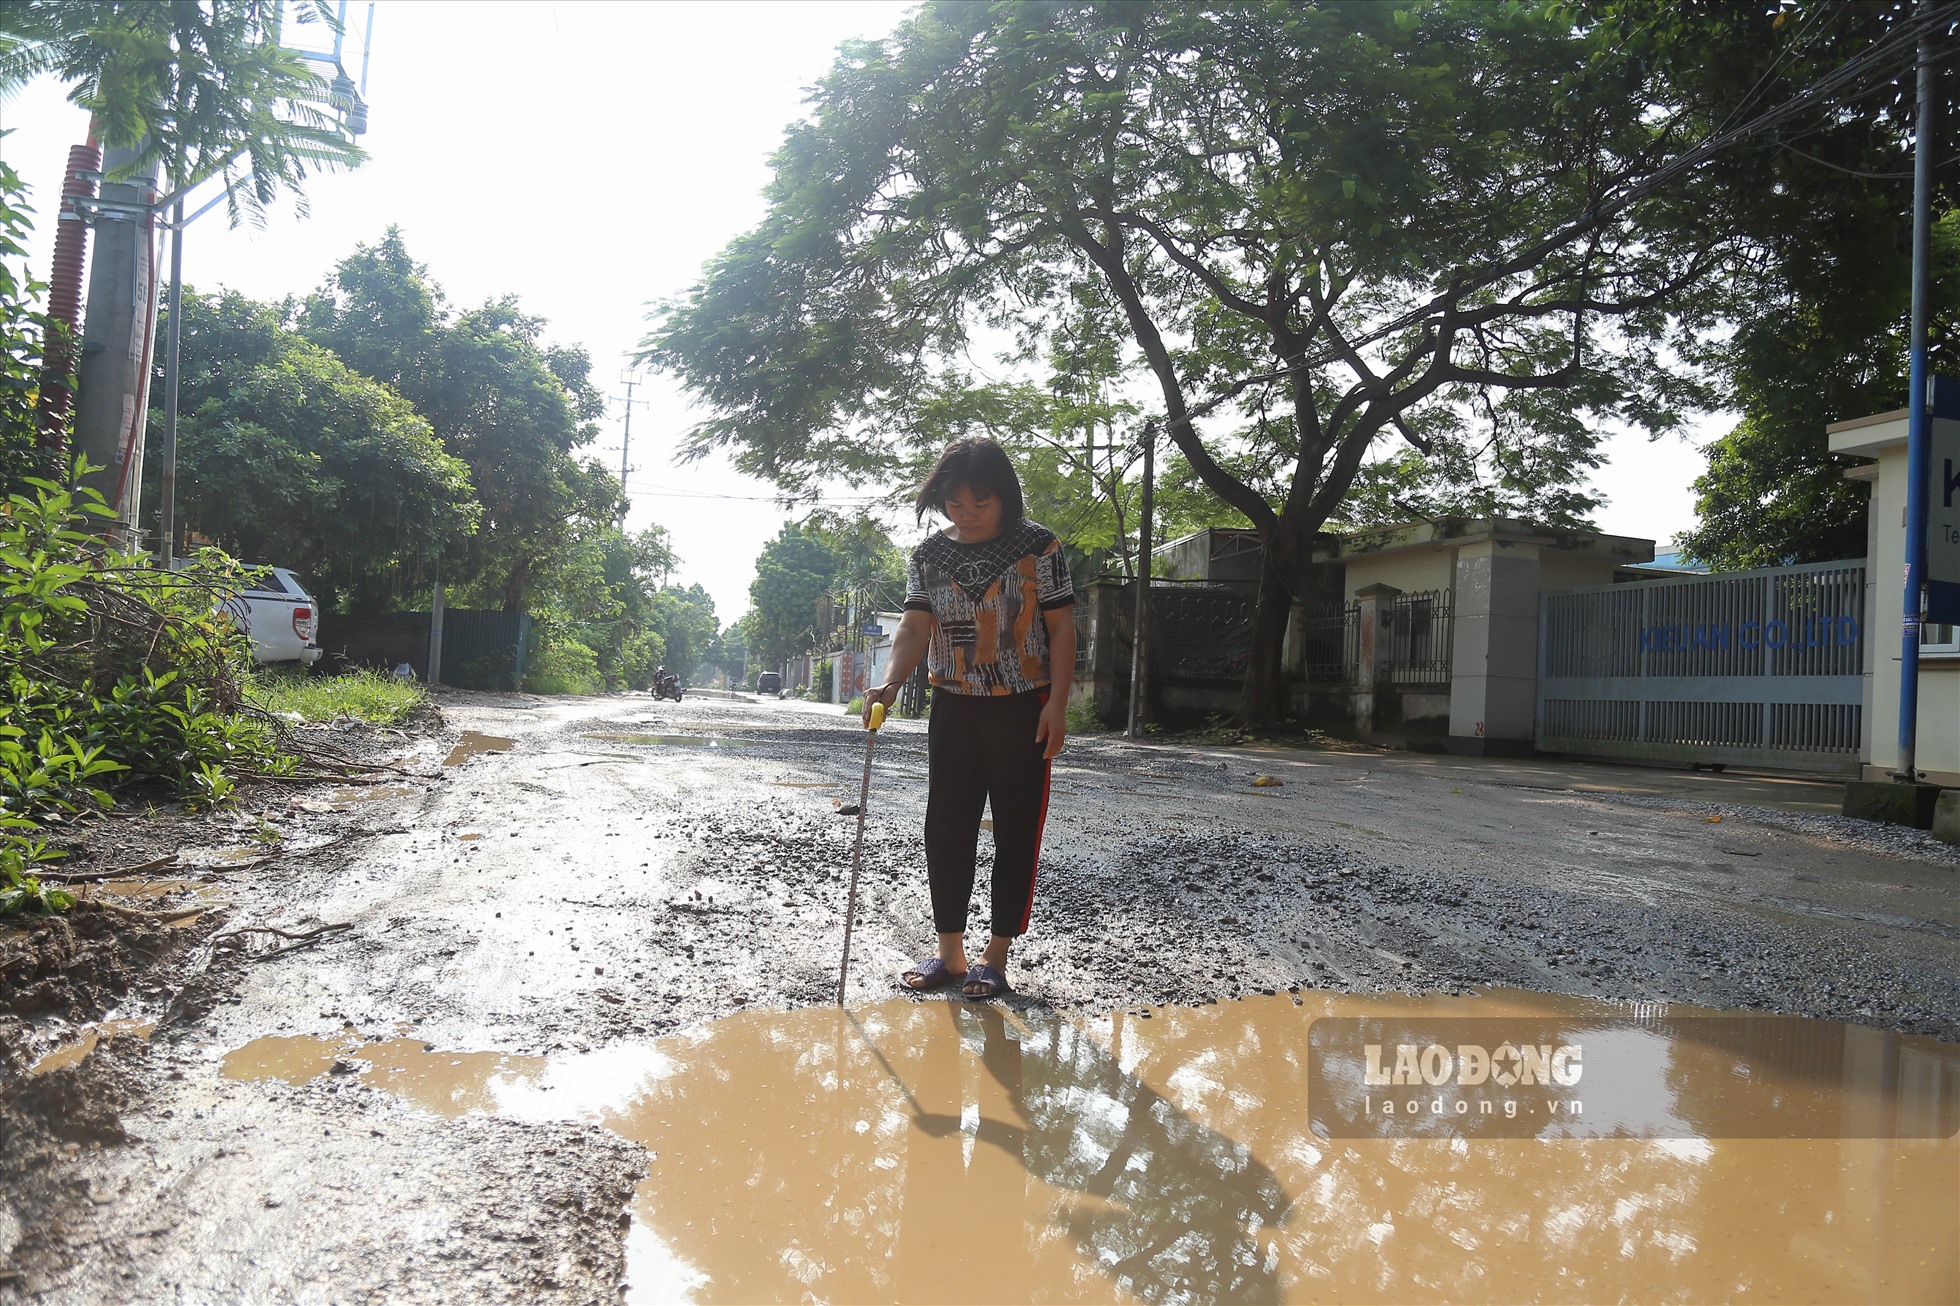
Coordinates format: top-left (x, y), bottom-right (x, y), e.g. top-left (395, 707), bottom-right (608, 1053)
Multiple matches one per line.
top-left (914, 436), bottom-right (1025, 527)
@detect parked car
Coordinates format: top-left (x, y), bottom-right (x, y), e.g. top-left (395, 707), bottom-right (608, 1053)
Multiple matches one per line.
top-left (220, 566), bottom-right (323, 667)
top-left (756, 671), bottom-right (782, 697)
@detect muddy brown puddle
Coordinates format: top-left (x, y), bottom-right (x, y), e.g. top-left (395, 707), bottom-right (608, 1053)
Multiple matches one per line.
top-left (220, 990), bottom-right (1959, 1303)
top-left (30, 1017), bottom-right (158, 1075)
top-left (443, 731), bottom-right (516, 766)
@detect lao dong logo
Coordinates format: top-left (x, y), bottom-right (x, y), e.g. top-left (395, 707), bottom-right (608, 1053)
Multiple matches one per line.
top-left (1307, 1019), bottom-right (1590, 1138)
top-left (1363, 1039), bottom-right (1583, 1090)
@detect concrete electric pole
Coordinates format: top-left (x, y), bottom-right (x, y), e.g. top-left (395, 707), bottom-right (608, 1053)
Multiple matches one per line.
top-left (70, 143), bottom-right (161, 543)
top-left (616, 371), bottom-right (641, 523)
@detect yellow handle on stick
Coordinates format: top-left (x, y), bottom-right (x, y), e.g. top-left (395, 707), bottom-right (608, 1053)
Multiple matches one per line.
top-left (867, 701), bottom-right (887, 731)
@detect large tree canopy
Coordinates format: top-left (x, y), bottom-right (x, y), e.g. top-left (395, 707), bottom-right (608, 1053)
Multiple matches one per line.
top-left (301, 230), bottom-right (617, 611)
top-left (144, 289), bottom-right (477, 613)
top-left (645, 0), bottom-right (1799, 720)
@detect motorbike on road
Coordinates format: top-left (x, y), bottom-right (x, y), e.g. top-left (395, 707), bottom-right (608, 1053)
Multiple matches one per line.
top-left (655, 673), bottom-right (684, 702)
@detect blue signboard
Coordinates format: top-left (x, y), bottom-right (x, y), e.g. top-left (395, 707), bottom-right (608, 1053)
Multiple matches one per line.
top-left (1636, 616), bottom-right (1859, 653)
top-left (1929, 376), bottom-right (1960, 625)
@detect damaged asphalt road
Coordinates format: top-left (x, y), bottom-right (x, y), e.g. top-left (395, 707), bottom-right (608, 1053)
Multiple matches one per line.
top-left (4, 690), bottom-right (1957, 1302)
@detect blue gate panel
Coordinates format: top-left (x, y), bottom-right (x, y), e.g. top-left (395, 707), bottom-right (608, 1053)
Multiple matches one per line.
top-left (1537, 561), bottom-right (1865, 774)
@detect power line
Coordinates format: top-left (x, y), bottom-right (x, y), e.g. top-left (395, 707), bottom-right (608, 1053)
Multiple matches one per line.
top-left (620, 481), bottom-right (890, 506)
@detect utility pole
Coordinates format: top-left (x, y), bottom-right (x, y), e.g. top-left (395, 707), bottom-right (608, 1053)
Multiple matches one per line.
top-left (71, 143), bottom-right (161, 541)
top-left (1127, 421), bottom-right (1156, 740)
top-left (1895, 26), bottom-right (1938, 785)
top-left (615, 370), bottom-right (641, 523)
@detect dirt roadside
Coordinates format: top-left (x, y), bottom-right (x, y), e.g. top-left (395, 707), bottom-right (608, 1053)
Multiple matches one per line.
top-left (3, 689), bottom-right (1956, 1302)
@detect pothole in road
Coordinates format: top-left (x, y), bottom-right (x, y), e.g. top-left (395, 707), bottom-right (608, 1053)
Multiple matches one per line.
top-left (215, 990), bottom-right (1959, 1303)
top-left (29, 1017), bottom-right (158, 1075)
top-left (443, 732), bottom-right (517, 766)
top-left (288, 785), bottom-right (418, 813)
top-left (583, 734), bottom-right (761, 749)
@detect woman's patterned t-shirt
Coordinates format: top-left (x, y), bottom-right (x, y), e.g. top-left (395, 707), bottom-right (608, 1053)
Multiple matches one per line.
top-left (905, 519), bottom-right (1075, 696)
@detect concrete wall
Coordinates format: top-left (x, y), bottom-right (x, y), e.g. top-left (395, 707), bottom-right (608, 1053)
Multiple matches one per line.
top-left (1154, 528), bottom-right (1264, 583)
top-left (1832, 412), bottom-right (1960, 783)
top-left (1538, 551), bottom-right (1627, 593)
top-left (1343, 549), bottom-right (1454, 597)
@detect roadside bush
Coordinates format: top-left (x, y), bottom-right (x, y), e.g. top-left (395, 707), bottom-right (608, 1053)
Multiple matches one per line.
top-left (812, 657), bottom-right (834, 703)
top-left (1064, 699), bottom-right (1104, 736)
top-left (527, 636), bottom-right (602, 696)
top-left (1, 469), bottom-right (293, 914)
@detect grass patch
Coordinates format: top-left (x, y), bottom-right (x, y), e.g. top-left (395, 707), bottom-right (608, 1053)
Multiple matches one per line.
top-left (1064, 699), bottom-right (1106, 735)
top-left (247, 667), bottom-right (427, 726)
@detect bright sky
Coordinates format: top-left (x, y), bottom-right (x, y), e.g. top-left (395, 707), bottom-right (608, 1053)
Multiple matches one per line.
top-left (0, 0), bottom-right (1714, 621)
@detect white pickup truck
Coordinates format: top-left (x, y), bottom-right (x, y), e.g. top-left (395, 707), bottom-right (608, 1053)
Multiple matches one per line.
top-left (218, 566), bottom-right (324, 667)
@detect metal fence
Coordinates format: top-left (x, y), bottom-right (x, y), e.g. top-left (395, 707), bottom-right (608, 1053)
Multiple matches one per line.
top-left (1536, 560), bottom-right (1865, 773)
top-left (1387, 589), bottom-right (1453, 686)
top-left (441, 610), bottom-right (534, 690)
top-left (1102, 580), bottom-right (1261, 682)
top-left (1299, 600), bottom-right (1359, 681)
top-left (1149, 581), bottom-right (1259, 680)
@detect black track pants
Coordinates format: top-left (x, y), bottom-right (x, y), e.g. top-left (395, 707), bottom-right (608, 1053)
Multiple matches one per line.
top-left (924, 688), bottom-right (1053, 938)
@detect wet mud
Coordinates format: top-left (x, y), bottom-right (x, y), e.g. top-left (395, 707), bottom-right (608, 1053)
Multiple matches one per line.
top-left (5, 691), bottom-right (1958, 1302)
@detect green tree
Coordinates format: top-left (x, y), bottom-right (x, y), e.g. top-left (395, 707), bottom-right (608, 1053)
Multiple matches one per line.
top-left (301, 231), bottom-right (618, 610)
top-left (649, 583), bottom-right (718, 684)
top-left (0, 153), bottom-right (48, 496)
top-left (0, 0), bottom-right (364, 222)
top-left (1597, 1), bottom-right (1959, 567)
top-left (744, 524), bottom-right (836, 670)
top-left (802, 507), bottom-right (905, 630)
top-left (145, 290), bottom-right (477, 613)
top-left (645, 2), bottom-right (1737, 721)
top-left (701, 620), bottom-right (747, 687)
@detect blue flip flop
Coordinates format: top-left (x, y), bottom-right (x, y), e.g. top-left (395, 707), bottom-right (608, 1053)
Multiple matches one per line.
top-left (961, 963), bottom-right (1011, 1000)
top-left (899, 957), bottom-right (961, 991)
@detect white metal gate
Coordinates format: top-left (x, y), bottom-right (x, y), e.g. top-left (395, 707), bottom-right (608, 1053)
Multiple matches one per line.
top-left (1536, 560), bottom-right (1866, 774)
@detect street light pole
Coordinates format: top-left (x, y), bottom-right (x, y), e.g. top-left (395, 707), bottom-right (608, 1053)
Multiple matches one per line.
top-left (151, 7), bottom-right (374, 564)
top-left (158, 196), bottom-right (184, 563)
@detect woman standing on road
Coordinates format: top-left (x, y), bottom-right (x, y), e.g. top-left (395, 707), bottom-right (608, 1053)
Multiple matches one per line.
top-left (862, 437), bottom-right (1076, 999)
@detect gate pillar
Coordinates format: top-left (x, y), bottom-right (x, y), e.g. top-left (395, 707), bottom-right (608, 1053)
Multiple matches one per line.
top-left (1448, 539), bottom-right (1542, 755)
top-left (1353, 583), bottom-right (1401, 733)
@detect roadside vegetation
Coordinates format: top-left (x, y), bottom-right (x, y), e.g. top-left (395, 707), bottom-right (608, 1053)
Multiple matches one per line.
top-left (245, 666), bottom-right (426, 727)
top-left (2, 473), bottom-right (293, 917)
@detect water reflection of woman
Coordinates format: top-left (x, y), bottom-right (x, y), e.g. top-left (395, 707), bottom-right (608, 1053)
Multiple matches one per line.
top-left (889, 1002), bottom-right (1291, 1304)
top-left (862, 437), bottom-right (1076, 1000)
